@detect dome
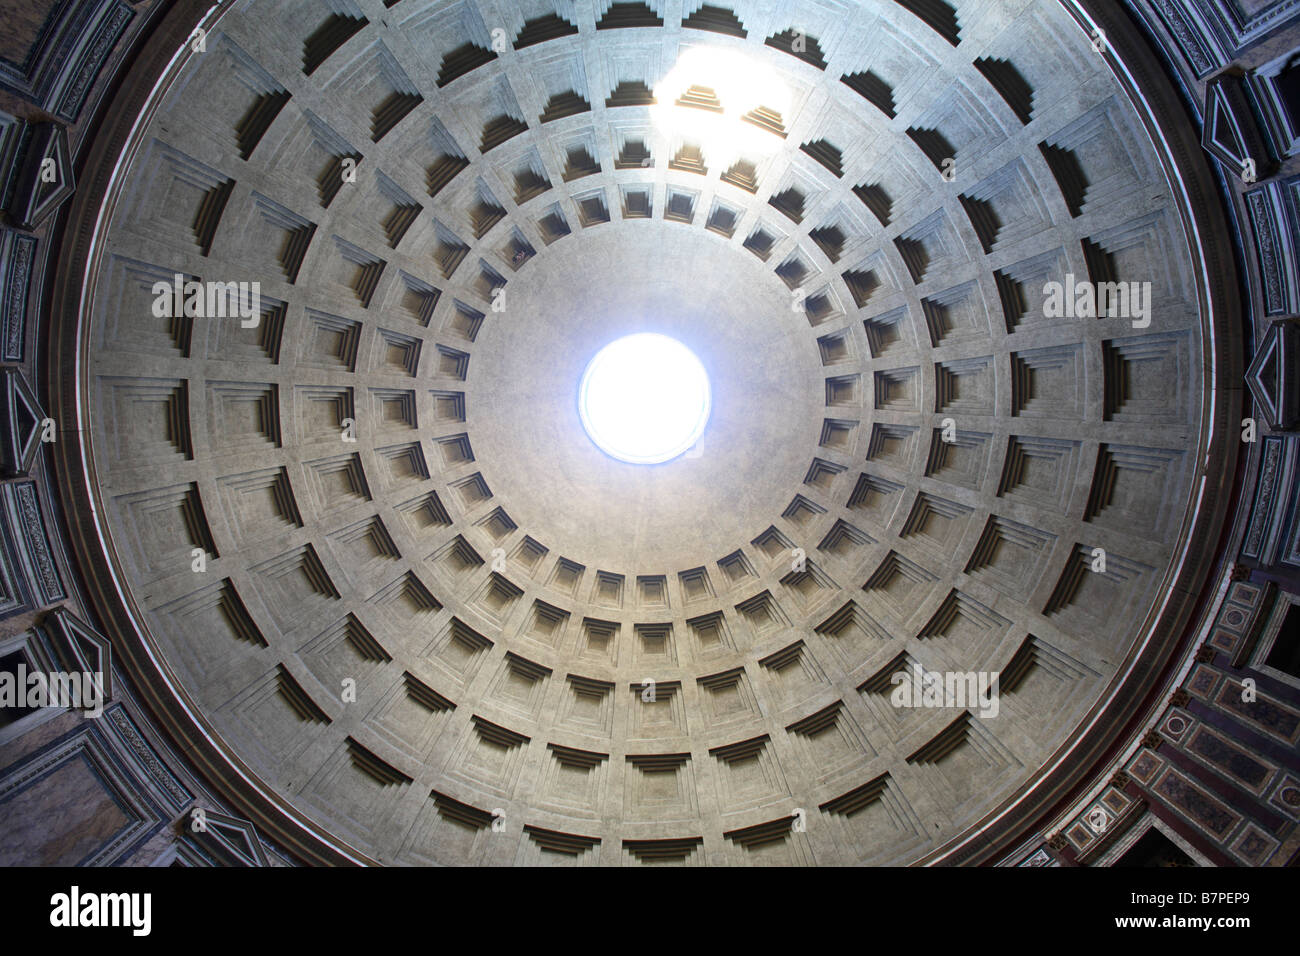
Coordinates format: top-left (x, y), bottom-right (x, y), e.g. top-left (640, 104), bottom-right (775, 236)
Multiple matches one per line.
top-left (6, 0), bottom-right (1292, 872)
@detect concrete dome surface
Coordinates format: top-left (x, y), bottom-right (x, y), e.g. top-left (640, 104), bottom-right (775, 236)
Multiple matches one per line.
top-left (1, 0), bottom-right (1295, 873)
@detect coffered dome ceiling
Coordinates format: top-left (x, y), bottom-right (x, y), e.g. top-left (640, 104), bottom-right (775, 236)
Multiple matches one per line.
top-left (72, 0), bottom-right (1233, 864)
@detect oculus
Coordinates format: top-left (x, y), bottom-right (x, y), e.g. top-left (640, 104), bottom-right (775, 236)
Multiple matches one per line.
top-left (578, 333), bottom-right (711, 464)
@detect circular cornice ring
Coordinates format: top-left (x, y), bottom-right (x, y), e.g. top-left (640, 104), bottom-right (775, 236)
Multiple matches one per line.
top-left (46, 0), bottom-right (1244, 865)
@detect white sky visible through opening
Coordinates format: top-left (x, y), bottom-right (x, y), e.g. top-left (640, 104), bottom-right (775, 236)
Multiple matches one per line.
top-left (579, 334), bottom-right (711, 464)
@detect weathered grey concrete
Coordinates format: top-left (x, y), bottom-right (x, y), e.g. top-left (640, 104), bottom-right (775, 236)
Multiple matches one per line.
top-left (78, 0), bottom-right (1220, 864)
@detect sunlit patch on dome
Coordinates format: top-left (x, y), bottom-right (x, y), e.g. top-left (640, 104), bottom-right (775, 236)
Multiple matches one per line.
top-left (649, 47), bottom-right (792, 167)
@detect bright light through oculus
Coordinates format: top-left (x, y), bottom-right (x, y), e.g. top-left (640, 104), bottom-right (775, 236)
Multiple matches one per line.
top-left (579, 334), bottom-right (711, 464)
